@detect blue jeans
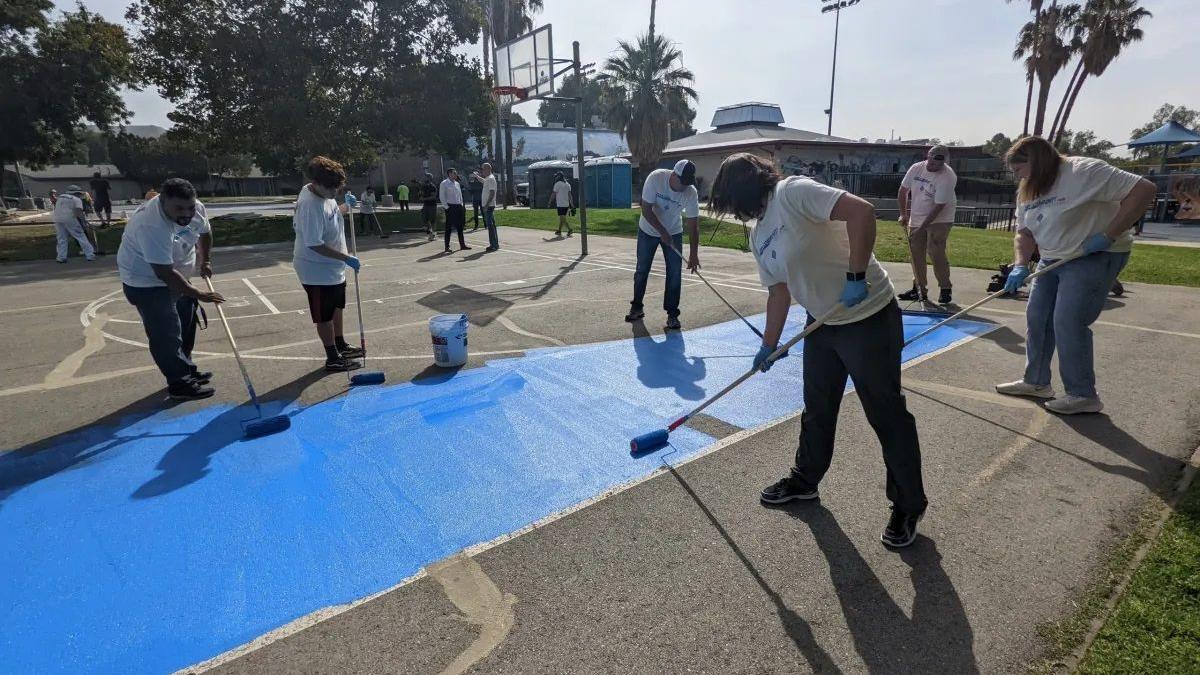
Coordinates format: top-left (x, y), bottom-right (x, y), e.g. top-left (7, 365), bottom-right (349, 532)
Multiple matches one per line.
top-left (1023, 251), bottom-right (1129, 398)
top-left (483, 206), bottom-right (498, 249)
top-left (123, 284), bottom-right (197, 386)
top-left (631, 230), bottom-right (683, 317)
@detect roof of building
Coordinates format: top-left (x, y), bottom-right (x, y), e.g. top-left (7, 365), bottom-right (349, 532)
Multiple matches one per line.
top-left (5, 164), bottom-right (125, 180)
top-left (663, 125), bottom-right (860, 155)
top-left (711, 102), bottom-right (786, 128)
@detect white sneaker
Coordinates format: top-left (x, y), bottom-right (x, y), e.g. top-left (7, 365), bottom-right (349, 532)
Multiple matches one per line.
top-left (995, 380), bottom-right (1055, 399)
top-left (1045, 395), bottom-right (1104, 415)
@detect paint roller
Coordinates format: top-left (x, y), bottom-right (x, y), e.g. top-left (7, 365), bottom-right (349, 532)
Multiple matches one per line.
top-left (203, 277), bottom-right (291, 439)
top-left (345, 194), bottom-right (386, 386)
top-left (666, 243), bottom-right (764, 339)
top-left (630, 306), bottom-right (839, 454)
top-left (902, 254), bottom-right (1079, 348)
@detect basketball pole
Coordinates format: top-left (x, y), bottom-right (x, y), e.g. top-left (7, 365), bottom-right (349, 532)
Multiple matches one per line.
top-left (573, 40), bottom-right (588, 256)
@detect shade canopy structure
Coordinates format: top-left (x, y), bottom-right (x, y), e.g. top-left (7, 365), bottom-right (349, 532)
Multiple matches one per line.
top-left (1174, 144), bottom-right (1200, 160)
top-left (1127, 121), bottom-right (1200, 173)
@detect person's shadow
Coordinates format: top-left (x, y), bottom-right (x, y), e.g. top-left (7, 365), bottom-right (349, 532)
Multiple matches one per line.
top-left (130, 368), bottom-right (330, 500)
top-left (785, 505), bottom-right (980, 674)
top-left (631, 320), bottom-right (705, 401)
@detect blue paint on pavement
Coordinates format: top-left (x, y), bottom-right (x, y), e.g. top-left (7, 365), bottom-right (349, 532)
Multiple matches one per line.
top-left (0, 308), bottom-right (991, 674)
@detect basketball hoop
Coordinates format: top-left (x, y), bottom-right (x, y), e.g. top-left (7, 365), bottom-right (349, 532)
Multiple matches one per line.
top-left (491, 86), bottom-right (528, 109)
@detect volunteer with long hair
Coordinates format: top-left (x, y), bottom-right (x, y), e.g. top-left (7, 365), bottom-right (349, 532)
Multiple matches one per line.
top-left (710, 152), bottom-right (927, 549)
top-left (996, 137), bottom-right (1155, 414)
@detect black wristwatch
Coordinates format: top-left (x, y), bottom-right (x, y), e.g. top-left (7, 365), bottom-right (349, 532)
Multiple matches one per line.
top-left (846, 271), bottom-right (866, 281)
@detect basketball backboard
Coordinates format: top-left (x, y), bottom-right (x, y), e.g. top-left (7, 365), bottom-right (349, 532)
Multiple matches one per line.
top-left (494, 25), bottom-right (555, 105)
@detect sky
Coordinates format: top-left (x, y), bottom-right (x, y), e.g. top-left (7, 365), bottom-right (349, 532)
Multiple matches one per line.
top-left (57, 0), bottom-right (1198, 147)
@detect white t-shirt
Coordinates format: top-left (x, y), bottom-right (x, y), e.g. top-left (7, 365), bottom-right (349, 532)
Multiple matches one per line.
top-left (752, 177), bottom-right (894, 325)
top-left (901, 161), bottom-right (957, 226)
top-left (439, 178), bottom-right (463, 206)
top-left (117, 197), bottom-right (212, 287)
top-left (552, 180), bottom-right (573, 208)
top-left (292, 185), bottom-right (348, 286)
top-left (359, 192), bottom-right (376, 214)
top-left (481, 175), bottom-right (498, 207)
top-left (639, 168), bottom-right (700, 236)
top-left (1016, 156), bottom-right (1141, 260)
top-left (52, 194), bottom-right (84, 224)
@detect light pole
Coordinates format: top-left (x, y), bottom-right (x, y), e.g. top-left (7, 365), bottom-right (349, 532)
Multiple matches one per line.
top-left (820, 0), bottom-right (861, 137)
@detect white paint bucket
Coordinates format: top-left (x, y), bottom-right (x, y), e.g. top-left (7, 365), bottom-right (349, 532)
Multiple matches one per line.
top-left (429, 314), bottom-right (469, 367)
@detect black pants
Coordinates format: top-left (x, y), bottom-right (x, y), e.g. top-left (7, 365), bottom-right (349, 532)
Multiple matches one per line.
top-left (123, 285), bottom-right (201, 386)
top-left (792, 300), bottom-right (927, 515)
top-left (444, 204), bottom-right (466, 249)
top-left (471, 201), bottom-right (481, 228)
top-left (399, 199), bottom-right (409, 211)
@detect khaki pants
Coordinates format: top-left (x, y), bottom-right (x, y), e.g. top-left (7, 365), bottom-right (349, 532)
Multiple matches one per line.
top-left (906, 222), bottom-right (952, 289)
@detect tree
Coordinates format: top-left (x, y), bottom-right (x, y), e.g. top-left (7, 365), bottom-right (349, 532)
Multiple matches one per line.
top-left (1128, 103), bottom-right (1199, 159)
top-left (537, 72), bottom-right (604, 127)
top-left (1050, 0), bottom-right (1150, 142)
top-left (1007, 0), bottom-right (1046, 136)
top-left (1013, 2), bottom-right (1079, 137)
top-left (128, 0), bottom-right (491, 177)
top-left (597, 32), bottom-right (697, 172)
top-left (109, 132), bottom-right (209, 188)
top-left (983, 132), bottom-right (1015, 157)
top-left (509, 110), bottom-right (530, 126)
top-left (0, 6), bottom-right (135, 183)
top-left (1054, 129), bottom-right (1116, 160)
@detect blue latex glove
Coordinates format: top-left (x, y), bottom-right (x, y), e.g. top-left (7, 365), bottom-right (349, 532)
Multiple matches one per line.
top-left (344, 192), bottom-right (358, 208)
top-left (1082, 232), bottom-right (1114, 255)
top-left (753, 344), bottom-right (788, 372)
top-left (1003, 264), bottom-right (1030, 294)
top-left (345, 256), bottom-right (361, 271)
top-left (839, 278), bottom-right (869, 308)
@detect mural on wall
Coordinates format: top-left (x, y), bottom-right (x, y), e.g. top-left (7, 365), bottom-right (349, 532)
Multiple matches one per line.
top-left (778, 147), bottom-right (927, 182)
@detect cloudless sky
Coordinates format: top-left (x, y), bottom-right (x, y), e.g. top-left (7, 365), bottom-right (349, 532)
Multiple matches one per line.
top-left (57, 0), bottom-right (1197, 147)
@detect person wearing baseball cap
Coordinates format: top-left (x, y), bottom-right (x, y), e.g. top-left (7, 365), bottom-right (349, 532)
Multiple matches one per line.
top-left (51, 185), bottom-right (95, 262)
top-left (626, 158), bottom-right (701, 330)
top-left (898, 144), bottom-right (958, 305)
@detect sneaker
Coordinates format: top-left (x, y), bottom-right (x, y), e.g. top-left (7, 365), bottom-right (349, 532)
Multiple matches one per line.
top-left (188, 370), bottom-right (213, 385)
top-left (485, 246), bottom-right (498, 252)
top-left (760, 474), bottom-right (819, 504)
top-left (1111, 280), bottom-right (1124, 297)
top-left (84, 257), bottom-right (96, 262)
top-left (995, 380), bottom-right (1055, 399)
top-left (56, 259), bottom-right (67, 264)
top-left (460, 245), bottom-right (472, 251)
top-left (881, 506), bottom-right (924, 548)
top-left (324, 356), bottom-right (363, 372)
top-left (168, 380), bottom-right (215, 401)
top-left (567, 227), bottom-right (573, 236)
top-left (1044, 395), bottom-right (1104, 415)
top-left (938, 287), bottom-right (952, 304)
top-left (665, 316), bottom-right (681, 331)
top-left (444, 247), bottom-right (452, 253)
top-left (897, 284), bottom-right (927, 302)
top-left (338, 344), bottom-right (365, 359)
top-left (624, 308), bottom-right (645, 322)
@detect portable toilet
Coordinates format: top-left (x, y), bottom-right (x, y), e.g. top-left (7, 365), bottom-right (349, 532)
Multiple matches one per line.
top-left (585, 156), bottom-right (633, 208)
top-left (527, 160), bottom-right (575, 209)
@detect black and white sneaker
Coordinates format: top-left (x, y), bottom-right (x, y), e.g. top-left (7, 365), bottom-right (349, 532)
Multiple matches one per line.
top-left (759, 474), bottom-right (819, 505)
top-left (168, 380), bottom-right (215, 401)
top-left (187, 370), bottom-right (213, 385)
top-left (664, 316), bottom-right (681, 331)
top-left (881, 506), bottom-right (924, 548)
top-left (938, 288), bottom-right (953, 304)
top-left (624, 308), bottom-right (645, 323)
top-left (324, 357), bottom-right (363, 372)
top-left (338, 345), bottom-right (365, 359)
top-left (897, 284), bottom-right (928, 303)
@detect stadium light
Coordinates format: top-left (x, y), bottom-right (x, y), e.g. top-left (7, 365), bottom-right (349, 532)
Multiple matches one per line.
top-left (820, 0), bottom-right (863, 136)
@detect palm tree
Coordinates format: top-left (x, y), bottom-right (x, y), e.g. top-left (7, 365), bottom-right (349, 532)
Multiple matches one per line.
top-left (597, 32), bottom-right (697, 173)
top-left (1051, 0), bottom-right (1151, 142)
top-left (1007, 0), bottom-right (1047, 136)
top-left (1013, 2), bottom-right (1080, 137)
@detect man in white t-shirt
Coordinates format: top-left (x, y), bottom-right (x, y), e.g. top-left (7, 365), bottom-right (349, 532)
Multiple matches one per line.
top-left (898, 145), bottom-right (958, 304)
top-left (549, 172), bottom-right (574, 237)
top-left (52, 186), bottom-right (95, 263)
top-left (626, 159), bottom-right (701, 331)
top-left (293, 156), bottom-right (364, 372)
top-left (117, 178), bottom-right (226, 401)
top-left (472, 163), bottom-right (500, 251)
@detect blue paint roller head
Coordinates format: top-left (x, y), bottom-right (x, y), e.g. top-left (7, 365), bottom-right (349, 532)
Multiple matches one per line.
top-left (243, 414), bottom-right (291, 439)
top-left (350, 371), bottom-right (386, 386)
top-left (630, 429), bottom-right (669, 455)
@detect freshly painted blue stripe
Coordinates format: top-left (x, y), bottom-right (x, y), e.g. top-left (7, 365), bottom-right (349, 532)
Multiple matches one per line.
top-left (0, 308), bottom-right (991, 674)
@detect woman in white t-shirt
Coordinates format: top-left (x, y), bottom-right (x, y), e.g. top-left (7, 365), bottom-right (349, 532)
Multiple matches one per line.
top-left (996, 137), bottom-right (1156, 414)
top-left (549, 172), bottom-right (574, 236)
top-left (709, 152), bottom-right (927, 549)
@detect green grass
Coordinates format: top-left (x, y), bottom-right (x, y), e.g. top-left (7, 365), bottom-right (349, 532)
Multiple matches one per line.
top-left (3, 206), bottom-right (1198, 289)
top-left (1076, 477), bottom-right (1200, 674)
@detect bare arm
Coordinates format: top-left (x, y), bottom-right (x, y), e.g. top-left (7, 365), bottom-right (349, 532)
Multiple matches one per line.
top-left (198, 233), bottom-right (213, 277)
top-left (829, 193), bottom-right (876, 274)
top-left (918, 201), bottom-right (949, 229)
top-left (640, 202), bottom-right (671, 242)
top-left (1013, 228), bottom-right (1037, 266)
top-left (1104, 179), bottom-right (1156, 240)
top-left (309, 244), bottom-right (352, 262)
top-left (151, 263), bottom-right (223, 302)
top-left (897, 186), bottom-right (910, 223)
top-left (763, 283), bottom-right (791, 348)
top-left (684, 216), bottom-right (700, 271)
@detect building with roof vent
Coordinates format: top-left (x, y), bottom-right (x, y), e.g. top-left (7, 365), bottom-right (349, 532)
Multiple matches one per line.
top-left (663, 102), bottom-right (939, 198)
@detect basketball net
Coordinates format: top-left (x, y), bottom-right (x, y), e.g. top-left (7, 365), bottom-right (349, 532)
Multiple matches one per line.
top-left (491, 86), bottom-right (528, 111)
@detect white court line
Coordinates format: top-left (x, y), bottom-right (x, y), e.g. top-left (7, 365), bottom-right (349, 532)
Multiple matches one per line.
top-left (0, 299), bottom-right (94, 315)
top-left (183, 324), bottom-right (999, 674)
top-left (242, 278), bottom-right (281, 314)
top-left (976, 306), bottom-right (1200, 340)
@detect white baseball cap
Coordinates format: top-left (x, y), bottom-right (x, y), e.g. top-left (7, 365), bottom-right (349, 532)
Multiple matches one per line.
top-left (672, 159), bottom-right (696, 186)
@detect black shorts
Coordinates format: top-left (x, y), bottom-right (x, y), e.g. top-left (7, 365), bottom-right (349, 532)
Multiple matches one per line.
top-left (557, 206), bottom-right (569, 216)
top-left (302, 282), bottom-right (346, 323)
top-left (421, 202), bottom-right (438, 224)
